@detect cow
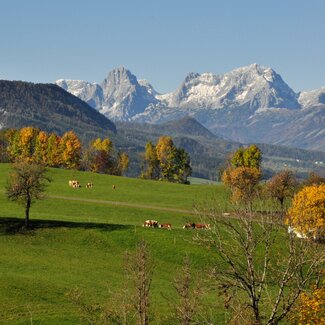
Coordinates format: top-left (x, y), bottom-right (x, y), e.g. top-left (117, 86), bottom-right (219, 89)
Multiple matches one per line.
top-left (143, 220), bottom-right (159, 228)
top-left (69, 180), bottom-right (80, 188)
top-left (86, 182), bottom-right (93, 188)
top-left (194, 223), bottom-right (211, 230)
top-left (183, 223), bottom-right (196, 229)
top-left (183, 223), bottom-right (210, 229)
top-left (159, 223), bottom-right (172, 230)
top-left (112, 184), bottom-right (116, 190)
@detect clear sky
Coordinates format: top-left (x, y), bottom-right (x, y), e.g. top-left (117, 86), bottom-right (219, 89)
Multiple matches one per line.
top-left (0, 0), bottom-right (324, 93)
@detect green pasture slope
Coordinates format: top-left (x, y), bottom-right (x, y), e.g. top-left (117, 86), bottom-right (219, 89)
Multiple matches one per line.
top-left (0, 164), bottom-right (231, 324)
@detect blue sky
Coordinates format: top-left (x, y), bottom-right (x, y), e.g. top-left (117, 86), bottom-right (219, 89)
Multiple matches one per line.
top-left (1, 0), bottom-right (324, 93)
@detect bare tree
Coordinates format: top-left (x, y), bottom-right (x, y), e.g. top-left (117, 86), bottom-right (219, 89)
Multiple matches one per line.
top-left (6, 161), bottom-right (51, 228)
top-left (195, 203), bottom-right (324, 324)
top-left (125, 239), bottom-right (153, 325)
top-left (172, 256), bottom-right (203, 325)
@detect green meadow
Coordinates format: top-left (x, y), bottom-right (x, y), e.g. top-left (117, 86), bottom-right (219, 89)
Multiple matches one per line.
top-left (0, 164), bottom-right (231, 324)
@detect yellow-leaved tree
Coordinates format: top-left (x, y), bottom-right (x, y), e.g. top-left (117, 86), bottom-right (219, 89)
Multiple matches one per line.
top-left (155, 136), bottom-right (175, 181)
top-left (290, 282), bottom-right (325, 324)
top-left (60, 131), bottom-right (81, 169)
top-left (18, 127), bottom-right (39, 162)
top-left (287, 184), bottom-right (325, 240)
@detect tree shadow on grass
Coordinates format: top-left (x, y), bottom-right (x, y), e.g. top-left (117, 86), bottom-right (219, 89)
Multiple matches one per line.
top-left (0, 217), bottom-right (132, 235)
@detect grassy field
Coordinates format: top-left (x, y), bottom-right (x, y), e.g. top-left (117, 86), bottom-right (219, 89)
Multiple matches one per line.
top-left (0, 164), bottom-right (232, 324)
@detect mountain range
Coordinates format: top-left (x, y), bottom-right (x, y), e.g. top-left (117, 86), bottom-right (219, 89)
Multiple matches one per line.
top-left (56, 64), bottom-right (325, 151)
top-left (0, 79), bottom-right (324, 179)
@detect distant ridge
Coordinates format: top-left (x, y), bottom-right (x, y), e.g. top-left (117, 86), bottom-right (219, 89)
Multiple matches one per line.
top-left (0, 80), bottom-right (116, 139)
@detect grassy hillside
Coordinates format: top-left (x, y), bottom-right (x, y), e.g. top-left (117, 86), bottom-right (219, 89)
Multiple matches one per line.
top-left (0, 164), bottom-right (231, 324)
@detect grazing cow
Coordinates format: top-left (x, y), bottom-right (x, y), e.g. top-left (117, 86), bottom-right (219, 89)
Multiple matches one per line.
top-left (194, 223), bottom-right (211, 230)
top-left (69, 180), bottom-right (81, 188)
top-left (183, 223), bottom-right (196, 229)
top-left (143, 220), bottom-right (159, 228)
top-left (159, 223), bottom-right (172, 230)
top-left (86, 182), bottom-right (93, 188)
top-left (183, 223), bottom-right (210, 229)
top-left (112, 185), bottom-right (116, 190)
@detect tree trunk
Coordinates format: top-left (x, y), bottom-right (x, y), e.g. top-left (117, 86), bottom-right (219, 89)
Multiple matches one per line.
top-left (25, 193), bottom-right (31, 228)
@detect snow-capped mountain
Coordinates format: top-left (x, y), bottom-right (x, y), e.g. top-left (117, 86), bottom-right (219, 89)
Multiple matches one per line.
top-left (100, 67), bottom-right (159, 120)
top-left (298, 87), bottom-right (325, 108)
top-left (56, 64), bottom-right (325, 151)
top-left (158, 64), bottom-right (299, 112)
top-left (56, 67), bottom-right (158, 121)
top-left (56, 79), bottom-right (103, 109)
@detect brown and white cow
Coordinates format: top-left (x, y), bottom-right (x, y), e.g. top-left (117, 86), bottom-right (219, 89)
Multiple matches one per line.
top-left (194, 223), bottom-right (211, 230)
top-left (69, 180), bottom-right (81, 188)
top-left (183, 223), bottom-right (196, 229)
top-left (143, 220), bottom-right (159, 228)
top-left (159, 223), bottom-right (172, 230)
top-left (183, 223), bottom-right (210, 229)
top-left (86, 182), bottom-right (93, 188)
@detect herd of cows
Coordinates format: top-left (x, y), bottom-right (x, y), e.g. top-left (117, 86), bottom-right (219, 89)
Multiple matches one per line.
top-left (68, 179), bottom-right (210, 231)
top-left (142, 220), bottom-right (211, 230)
top-left (68, 180), bottom-right (116, 190)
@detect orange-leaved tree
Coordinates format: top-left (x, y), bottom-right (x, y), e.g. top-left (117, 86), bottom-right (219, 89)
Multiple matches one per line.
top-left (266, 170), bottom-right (298, 214)
top-left (287, 184), bottom-right (325, 240)
top-left (222, 166), bottom-right (261, 211)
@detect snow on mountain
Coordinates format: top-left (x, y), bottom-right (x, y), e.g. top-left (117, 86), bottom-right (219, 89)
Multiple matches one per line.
top-left (298, 87), bottom-right (325, 108)
top-left (159, 64), bottom-right (299, 113)
top-left (55, 64), bottom-right (325, 151)
top-left (55, 79), bottom-right (103, 109)
top-left (138, 79), bottom-right (160, 96)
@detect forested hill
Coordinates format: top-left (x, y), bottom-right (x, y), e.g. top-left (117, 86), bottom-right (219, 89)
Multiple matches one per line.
top-left (0, 80), bottom-right (116, 139)
top-left (115, 118), bottom-right (325, 179)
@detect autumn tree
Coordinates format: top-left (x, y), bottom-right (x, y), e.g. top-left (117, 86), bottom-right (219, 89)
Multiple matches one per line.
top-left (60, 130), bottom-right (81, 169)
top-left (86, 137), bottom-right (113, 173)
top-left (115, 152), bottom-right (129, 176)
top-left (290, 282), bottom-right (325, 324)
top-left (287, 184), bottom-right (325, 240)
top-left (156, 136), bottom-right (176, 181)
top-left (17, 127), bottom-right (39, 162)
top-left (141, 136), bottom-right (192, 184)
top-left (6, 162), bottom-right (51, 228)
top-left (266, 170), bottom-right (298, 214)
top-left (33, 130), bottom-right (49, 165)
top-left (222, 145), bottom-right (262, 211)
top-left (303, 172), bottom-right (325, 186)
top-left (46, 133), bottom-right (62, 167)
top-left (222, 166), bottom-right (261, 212)
top-left (6, 127), bottom-right (38, 162)
top-left (141, 141), bottom-right (160, 180)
